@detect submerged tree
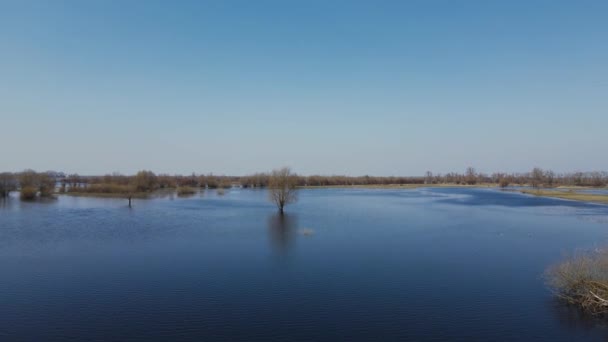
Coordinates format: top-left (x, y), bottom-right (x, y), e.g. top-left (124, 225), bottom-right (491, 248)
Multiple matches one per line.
top-left (0, 173), bottom-right (17, 198)
top-left (16, 170), bottom-right (57, 200)
top-left (268, 167), bottom-right (298, 214)
top-left (19, 170), bottom-right (40, 200)
top-left (126, 186), bottom-right (134, 208)
top-left (38, 172), bottom-right (56, 197)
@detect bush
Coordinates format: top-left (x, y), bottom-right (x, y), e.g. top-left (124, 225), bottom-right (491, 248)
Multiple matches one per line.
top-left (546, 248), bottom-right (608, 315)
top-left (20, 186), bottom-right (38, 200)
top-left (0, 172), bottom-right (17, 197)
top-left (134, 170), bottom-right (158, 192)
top-left (38, 173), bottom-right (56, 197)
top-left (205, 175), bottom-right (219, 189)
top-left (81, 183), bottom-right (132, 194)
top-left (17, 170), bottom-right (57, 199)
top-left (177, 186), bottom-right (196, 196)
top-left (218, 179), bottom-right (232, 189)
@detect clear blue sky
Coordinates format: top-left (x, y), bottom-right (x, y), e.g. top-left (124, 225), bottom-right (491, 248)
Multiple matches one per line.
top-left (1, 1), bottom-right (606, 176)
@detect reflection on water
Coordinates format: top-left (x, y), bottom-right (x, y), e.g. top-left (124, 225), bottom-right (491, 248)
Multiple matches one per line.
top-left (0, 198), bottom-right (7, 209)
top-left (267, 213), bottom-right (298, 255)
top-left (550, 298), bottom-right (608, 332)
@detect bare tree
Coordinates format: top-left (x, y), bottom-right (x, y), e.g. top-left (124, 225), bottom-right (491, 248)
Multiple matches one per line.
top-left (590, 171), bottom-right (605, 187)
top-left (465, 167), bottom-right (477, 185)
top-left (38, 172), bottom-right (56, 197)
top-left (268, 167), bottom-right (298, 214)
top-left (133, 170), bottom-right (158, 192)
top-left (544, 170), bottom-right (555, 187)
top-left (19, 170), bottom-right (40, 200)
top-left (498, 176), bottom-right (511, 189)
top-left (0, 173), bottom-right (17, 198)
top-left (424, 171), bottom-right (433, 184)
top-left (531, 167), bottom-right (544, 188)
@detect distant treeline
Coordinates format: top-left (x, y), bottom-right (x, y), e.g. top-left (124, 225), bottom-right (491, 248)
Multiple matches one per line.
top-left (1, 168), bottom-right (607, 200)
top-left (424, 167), bottom-right (608, 188)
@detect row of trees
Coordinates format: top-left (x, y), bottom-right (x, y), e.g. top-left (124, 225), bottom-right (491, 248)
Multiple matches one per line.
top-left (0, 173), bottom-right (19, 198)
top-left (247, 168), bottom-right (608, 188)
top-left (62, 172), bottom-right (237, 193)
top-left (0, 170), bottom-right (56, 200)
top-left (0, 168), bottom-right (299, 213)
top-left (424, 168), bottom-right (608, 188)
top-left (2, 168), bottom-right (608, 201)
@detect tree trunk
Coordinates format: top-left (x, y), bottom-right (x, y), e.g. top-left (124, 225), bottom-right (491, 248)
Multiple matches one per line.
top-left (128, 196), bottom-right (132, 208)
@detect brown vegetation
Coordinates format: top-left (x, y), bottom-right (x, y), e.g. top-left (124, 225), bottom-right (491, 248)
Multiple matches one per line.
top-left (268, 167), bottom-right (298, 214)
top-left (239, 168), bottom-right (606, 189)
top-left (1, 167), bottom-right (607, 202)
top-left (465, 167), bottom-right (478, 185)
top-left (241, 173), bottom-right (270, 188)
top-left (498, 177), bottom-right (511, 189)
top-left (18, 170), bottom-right (56, 200)
top-left (0, 172), bottom-right (17, 198)
top-left (133, 170), bottom-right (158, 192)
top-left (177, 186), bottom-right (196, 196)
top-left (20, 186), bottom-right (38, 200)
top-left (521, 190), bottom-right (608, 205)
top-left (546, 249), bottom-right (608, 315)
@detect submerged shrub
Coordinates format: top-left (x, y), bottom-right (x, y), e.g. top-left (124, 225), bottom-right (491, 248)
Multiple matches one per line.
top-left (499, 178), bottom-right (510, 188)
top-left (20, 186), bottom-right (38, 200)
top-left (38, 173), bottom-right (56, 197)
top-left (546, 248), bottom-right (608, 315)
top-left (17, 170), bottom-right (57, 200)
top-left (0, 172), bottom-right (17, 197)
top-left (177, 186), bottom-right (196, 196)
top-left (83, 183), bottom-right (132, 194)
top-left (218, 179), bottom-right (232, 189)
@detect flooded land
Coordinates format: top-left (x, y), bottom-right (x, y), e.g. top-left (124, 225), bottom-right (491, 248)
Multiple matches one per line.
top-left (2, 188), bottom-right (608, 341)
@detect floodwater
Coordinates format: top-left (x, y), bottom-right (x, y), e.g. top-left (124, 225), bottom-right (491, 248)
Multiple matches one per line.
top-left (1, 188), bottom-right (608, 341)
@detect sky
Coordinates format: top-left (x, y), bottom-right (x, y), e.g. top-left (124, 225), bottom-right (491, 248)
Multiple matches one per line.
top-left (1, 0), bottom-right (606, 176)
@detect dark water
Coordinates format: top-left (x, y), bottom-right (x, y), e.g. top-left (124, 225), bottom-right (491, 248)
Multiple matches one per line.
top-left (1, 188), bottom-right (608, 341)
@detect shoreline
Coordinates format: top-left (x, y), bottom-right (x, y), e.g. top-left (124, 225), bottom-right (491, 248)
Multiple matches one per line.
top-left (51, 185), bottom-right (608, 205)
top-left (298, 183), bottom-right (499, 189)
top-left (519, 189), bottom-right (608, 205)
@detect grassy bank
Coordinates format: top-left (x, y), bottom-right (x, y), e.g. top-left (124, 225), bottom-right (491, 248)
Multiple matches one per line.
top-left (62, 192), bottom-right (151, 199)
top-left (521, 189), bottom-right (608, 205)
top-left (299, 183), bottom-right (498, 189)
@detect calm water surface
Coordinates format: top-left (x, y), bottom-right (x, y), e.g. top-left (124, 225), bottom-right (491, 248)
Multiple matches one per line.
top-left (1, 188), bottom-right (608, 341)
